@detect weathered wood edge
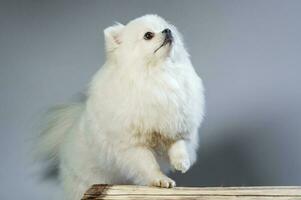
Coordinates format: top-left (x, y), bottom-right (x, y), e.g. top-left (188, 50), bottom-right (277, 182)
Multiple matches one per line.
top-left (82, 185), bottom-right (301, 200)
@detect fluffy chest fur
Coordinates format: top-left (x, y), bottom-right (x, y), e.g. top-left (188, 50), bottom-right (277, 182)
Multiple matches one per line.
top-left (88, 62), bottom-right (198, 143)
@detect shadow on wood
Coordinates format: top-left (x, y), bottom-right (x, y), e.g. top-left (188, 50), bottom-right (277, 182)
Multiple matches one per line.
top-left (82, 185), bottom-right (301, 199)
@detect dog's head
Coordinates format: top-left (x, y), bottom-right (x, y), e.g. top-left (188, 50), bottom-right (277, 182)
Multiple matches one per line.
top-left (104, 15), bottom-right (188, 66)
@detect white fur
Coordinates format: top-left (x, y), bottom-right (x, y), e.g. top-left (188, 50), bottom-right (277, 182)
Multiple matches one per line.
top-left (37, 15), bottom-right (205, 200)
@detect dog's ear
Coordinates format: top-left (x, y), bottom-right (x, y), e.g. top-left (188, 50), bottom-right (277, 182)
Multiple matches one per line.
top-left (104, 23), bottom-right (124, 53)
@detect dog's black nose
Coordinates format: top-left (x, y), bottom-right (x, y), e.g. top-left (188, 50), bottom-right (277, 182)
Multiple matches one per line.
top-left (162, 28), bottom-right (172, 40)
top-left (162, 28), bottom-right (171, 35)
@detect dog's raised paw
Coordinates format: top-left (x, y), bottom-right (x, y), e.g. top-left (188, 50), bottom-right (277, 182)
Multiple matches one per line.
top-left (170, 156), bottom-right (190, 173)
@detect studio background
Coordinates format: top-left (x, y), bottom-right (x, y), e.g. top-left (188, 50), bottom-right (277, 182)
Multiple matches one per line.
top-left (1, 0), bottom-right (301, 199)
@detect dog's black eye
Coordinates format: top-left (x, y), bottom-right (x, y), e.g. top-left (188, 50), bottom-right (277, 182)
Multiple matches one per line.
top-left (144, 32), bottom-right (154, 40)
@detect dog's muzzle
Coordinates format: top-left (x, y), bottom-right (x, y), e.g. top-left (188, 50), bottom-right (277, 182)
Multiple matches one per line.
top-left (154, 28), bottom-right (173, 53)
top-left (162, 28), bottom-right (173, 45)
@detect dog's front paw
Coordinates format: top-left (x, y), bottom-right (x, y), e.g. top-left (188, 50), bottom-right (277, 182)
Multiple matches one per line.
top-left (170, 155), bottom-right (191, 173)
top-left (150, 174), bottom-right (176, 188)
top-left (168, 140), bottom-right (191, 173)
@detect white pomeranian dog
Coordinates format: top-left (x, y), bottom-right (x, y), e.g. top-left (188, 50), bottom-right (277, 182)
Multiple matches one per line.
top-left (37, 14), bottom-right (205, 200)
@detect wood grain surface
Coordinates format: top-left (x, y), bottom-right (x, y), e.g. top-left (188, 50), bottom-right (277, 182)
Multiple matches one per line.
top-left (82, 185), bottom-right (301, 199)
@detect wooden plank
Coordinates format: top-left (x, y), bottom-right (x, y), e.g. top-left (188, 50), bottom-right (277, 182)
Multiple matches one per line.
top-left (82, 185), bottom-right (301, 200)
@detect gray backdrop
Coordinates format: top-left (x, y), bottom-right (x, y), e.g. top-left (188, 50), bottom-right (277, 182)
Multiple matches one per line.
top-left (1, 0), bottom-right (301, 199)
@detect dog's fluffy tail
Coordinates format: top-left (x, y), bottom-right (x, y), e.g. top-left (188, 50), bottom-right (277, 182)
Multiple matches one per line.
top-left (35, 103), bottom-right (84, 166)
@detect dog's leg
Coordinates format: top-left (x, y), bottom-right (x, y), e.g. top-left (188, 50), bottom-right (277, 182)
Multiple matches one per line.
top-left (116, 146), bottom-right (176, 188)
top-left (168, 140), bottom-right (191, 173)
